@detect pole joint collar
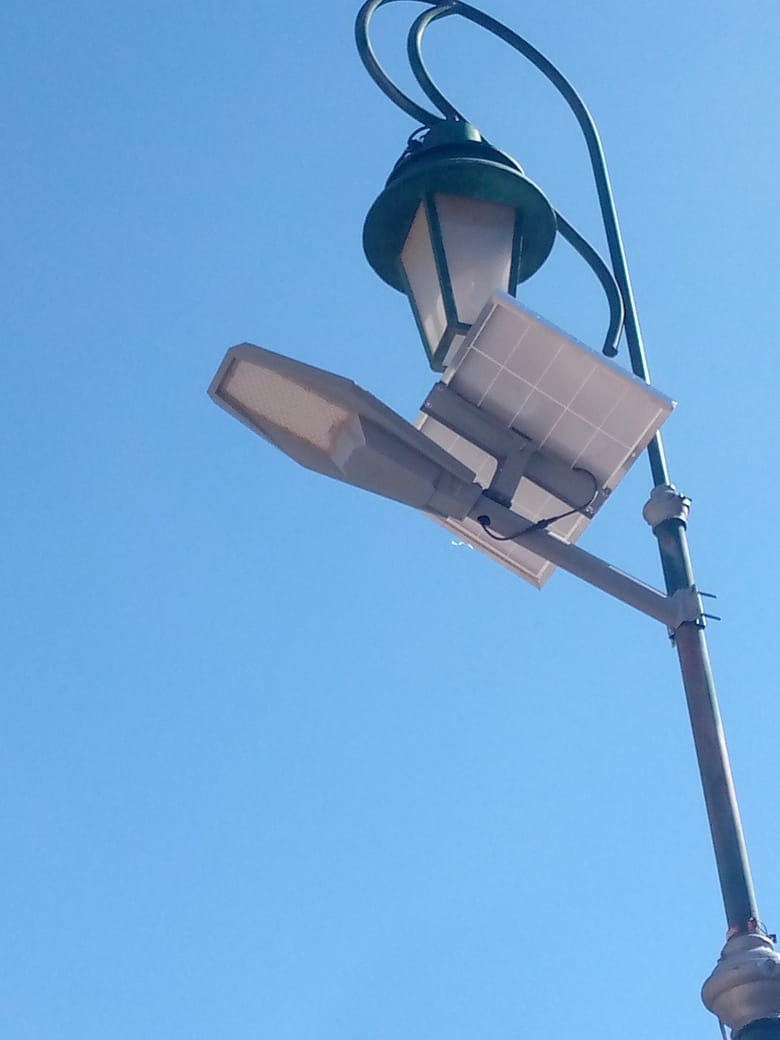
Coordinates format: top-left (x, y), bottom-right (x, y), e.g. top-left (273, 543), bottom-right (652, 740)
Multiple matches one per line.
top-left (703, 933), bottom-right (780, 1034)
top-left (642, 483), bottom-right (691, 530)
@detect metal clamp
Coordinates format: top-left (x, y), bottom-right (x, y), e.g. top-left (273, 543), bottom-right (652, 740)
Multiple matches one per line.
top-left (666, 585), bottom-right (707, 639)
top-left (486, 439), bottom-right (537, 507)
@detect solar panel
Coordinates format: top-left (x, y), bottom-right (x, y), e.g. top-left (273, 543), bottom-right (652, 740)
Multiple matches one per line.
top-left (416, 291), bottom-right (675, 587)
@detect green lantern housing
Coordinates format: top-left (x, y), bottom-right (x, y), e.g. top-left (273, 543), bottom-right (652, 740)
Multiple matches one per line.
top-left (363, 121), bottom-right (557, 371)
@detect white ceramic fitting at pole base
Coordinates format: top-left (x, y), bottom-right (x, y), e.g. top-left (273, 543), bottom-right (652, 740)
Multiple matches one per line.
top-left (702, 933), bottom-right (780, 1034)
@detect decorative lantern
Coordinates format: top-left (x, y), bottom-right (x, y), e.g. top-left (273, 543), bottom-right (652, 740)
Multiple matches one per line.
top-left (363, 121), bottom-right (556, 371)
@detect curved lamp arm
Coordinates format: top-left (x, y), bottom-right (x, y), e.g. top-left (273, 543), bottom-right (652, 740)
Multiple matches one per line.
top-left (554, 211), bottom-right (624, 359)
top-left (355, 0), bottom-right (446, 126)
top-left (356, 0), bottom-right (668, 486)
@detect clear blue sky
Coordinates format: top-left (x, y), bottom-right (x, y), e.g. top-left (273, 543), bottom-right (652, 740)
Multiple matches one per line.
top-left (4, 2), bottom-right (780, 1037)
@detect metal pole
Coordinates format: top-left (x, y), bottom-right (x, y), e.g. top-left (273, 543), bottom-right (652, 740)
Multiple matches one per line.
top-left (644, 486), bottom-right (760, 936)
top-left (675, 620), bottom-right (759, 929)
top-left (644, 499), bottom-right (780, 1038)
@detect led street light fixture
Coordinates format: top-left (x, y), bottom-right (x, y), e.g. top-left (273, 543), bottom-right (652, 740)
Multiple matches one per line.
top-left (208, 344), bottom-right (482, 519)
top-left (416, 292), bottom-right (675, 586)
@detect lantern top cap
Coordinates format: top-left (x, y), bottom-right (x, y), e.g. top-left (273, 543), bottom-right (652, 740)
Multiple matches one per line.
top-left (386, 120), bottom-right (525, 186)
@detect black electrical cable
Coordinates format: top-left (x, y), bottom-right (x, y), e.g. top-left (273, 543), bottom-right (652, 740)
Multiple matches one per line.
top-left (476, 468), bottom-right (600, 542)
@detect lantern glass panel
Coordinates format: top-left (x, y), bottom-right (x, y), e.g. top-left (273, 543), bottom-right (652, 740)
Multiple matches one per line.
top-left (434, 194), bottom-right (517, 323)
top-left (400, 202), bottom-right (447, 355)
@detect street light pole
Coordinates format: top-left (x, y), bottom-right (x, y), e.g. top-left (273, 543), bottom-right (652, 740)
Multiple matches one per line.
top-left (208, 3), bottom-right (779, 1033)
top-left (354, 2), bottom-right (780, 1034)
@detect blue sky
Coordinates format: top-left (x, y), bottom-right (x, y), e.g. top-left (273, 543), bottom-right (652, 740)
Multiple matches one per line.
top-left (3, 1), bottom-right (780, 1037)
